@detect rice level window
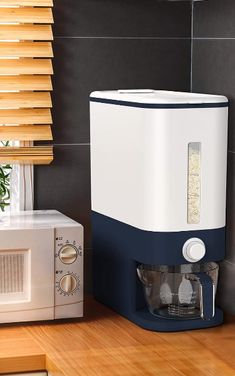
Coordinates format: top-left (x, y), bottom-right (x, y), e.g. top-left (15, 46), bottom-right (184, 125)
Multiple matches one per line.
top-left (187, 142), bottom-right (201, 224)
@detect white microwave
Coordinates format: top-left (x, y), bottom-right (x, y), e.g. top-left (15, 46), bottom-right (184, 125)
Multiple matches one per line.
top-left (0, 210), bottom-right (83, 323)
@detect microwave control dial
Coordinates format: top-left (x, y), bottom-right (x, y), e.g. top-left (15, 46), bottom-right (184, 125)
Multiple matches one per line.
top-left (59, 274), bottom-right (77, 294)
top-left (182, 238), bottom-right (206, 263)
top-left (59, 244), bottom-right (78, 264)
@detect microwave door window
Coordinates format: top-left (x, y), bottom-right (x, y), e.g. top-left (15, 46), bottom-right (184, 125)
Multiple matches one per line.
top-left (0, 249), bottom-right (31, 304)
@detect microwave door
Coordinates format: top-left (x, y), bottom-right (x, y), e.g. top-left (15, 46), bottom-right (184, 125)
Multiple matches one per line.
top-left (0, 228), bottom-right (55, 323)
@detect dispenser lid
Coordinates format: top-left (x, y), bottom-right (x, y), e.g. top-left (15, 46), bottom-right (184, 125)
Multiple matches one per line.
top-left (90, 90), bottom-right (228, 107)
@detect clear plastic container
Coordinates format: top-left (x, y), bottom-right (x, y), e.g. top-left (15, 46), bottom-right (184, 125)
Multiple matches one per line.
top-left (137, 262), bottom-right (218, 320)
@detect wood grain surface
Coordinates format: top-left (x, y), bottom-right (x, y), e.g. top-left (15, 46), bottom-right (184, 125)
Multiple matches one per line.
top-left (0, 0), bottom-right (53, 5)
top-left (0, 42), bottom-right (53, 58)
top-left (0, 92), bottom-right (52, 108)
top-left (0, 0), bottom-right (54, 165)
top-left (0, 75), bottom-right (52, 91)
top-left (0, 8), bottom-right (53, 24)
top-left (0, 125), bottom-right (52, 141)
top-left (0, 146), bottom-right (53, 164)
top-left (0, 299), bottom-right (235, 375)
top-left (0, 59), bottom-right (53, 75)
top-left (0, 25), bottom-right (53, 41)
top-left (0, 109), bottom-right (52, 124)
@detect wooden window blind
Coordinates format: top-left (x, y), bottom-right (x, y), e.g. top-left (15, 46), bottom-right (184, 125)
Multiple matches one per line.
top-left (0, 0), bottom-right (53, 164)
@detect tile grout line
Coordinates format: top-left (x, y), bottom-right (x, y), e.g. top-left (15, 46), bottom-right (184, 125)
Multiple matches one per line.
top-left (190, 0), bottom-right (194, 93)
top-left (52, 143), bottom-right (90, 146)
top-left (54, 36), bottom-right (191, 40)
top-left (193, 37), bottom-right (235, 40)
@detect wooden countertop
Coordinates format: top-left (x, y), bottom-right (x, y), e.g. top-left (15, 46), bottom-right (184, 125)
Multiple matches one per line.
top-left (1, 298), bottom-right (235, 376)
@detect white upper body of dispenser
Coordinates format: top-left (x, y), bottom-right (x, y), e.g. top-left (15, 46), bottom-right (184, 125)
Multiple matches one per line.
top-left (90, 90), bottom-right (228, 232)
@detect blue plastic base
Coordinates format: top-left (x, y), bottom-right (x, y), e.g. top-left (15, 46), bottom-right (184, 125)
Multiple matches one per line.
top-left (92, 211), bottom-right (225, 266)
top-left (92, 211), bottom-right (225, 332)
top-left (130, 308), bottom-right (224, 332)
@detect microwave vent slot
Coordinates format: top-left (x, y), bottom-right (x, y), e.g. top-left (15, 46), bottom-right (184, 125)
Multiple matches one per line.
top-left (0, 253), bottom-right (24, 294)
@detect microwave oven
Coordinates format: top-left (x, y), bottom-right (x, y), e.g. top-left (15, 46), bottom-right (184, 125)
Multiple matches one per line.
top-left (0, 210), bottom-right (83, 323)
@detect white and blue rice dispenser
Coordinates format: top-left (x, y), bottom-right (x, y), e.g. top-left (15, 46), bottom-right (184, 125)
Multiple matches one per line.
top-left (90, 89), bottom-right (228, 331)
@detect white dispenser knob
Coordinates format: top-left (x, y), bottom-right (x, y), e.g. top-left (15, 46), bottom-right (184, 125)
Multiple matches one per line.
top-left (59, 245), bottom-right (77, 264)
top-left (182, 238), bottom-right (206, 263)
top-left (60, 274), bottom-right (77, 293)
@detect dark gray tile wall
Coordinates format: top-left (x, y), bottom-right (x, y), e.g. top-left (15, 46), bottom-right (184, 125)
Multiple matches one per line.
top-left (193, 0), bottom-right (235, 38)
top-left (192, 0), bottom-right (235, 313)
top-left (53, 0), bottom-right (191, 38)
top-left (34, 0), bottom-right (191, 292)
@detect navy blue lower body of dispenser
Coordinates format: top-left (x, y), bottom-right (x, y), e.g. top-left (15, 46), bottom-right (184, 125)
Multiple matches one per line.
top-left (92, 211), bottom-right (225, 332)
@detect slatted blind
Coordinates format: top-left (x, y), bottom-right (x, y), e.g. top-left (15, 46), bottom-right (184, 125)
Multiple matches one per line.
top-left (0, 0), bottom-right (53, 164)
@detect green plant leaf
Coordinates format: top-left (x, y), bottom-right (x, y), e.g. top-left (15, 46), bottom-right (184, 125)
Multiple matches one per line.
top-left (0, 147), bottom-right (12, 211)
